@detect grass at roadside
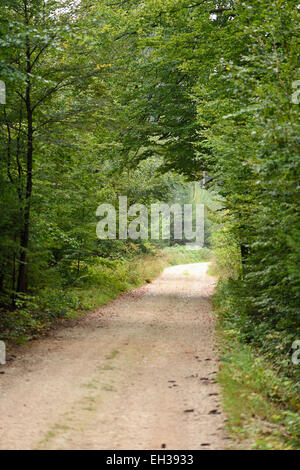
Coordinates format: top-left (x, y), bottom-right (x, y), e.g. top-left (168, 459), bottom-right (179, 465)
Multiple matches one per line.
top-left (208, 230), bottom-right (300, 449)
top-left (214, 302), bottom-right (300, 450)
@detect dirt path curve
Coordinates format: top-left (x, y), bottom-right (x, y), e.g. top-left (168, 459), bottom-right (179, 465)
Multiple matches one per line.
top-left (0, 262), bottom-right (230, 450)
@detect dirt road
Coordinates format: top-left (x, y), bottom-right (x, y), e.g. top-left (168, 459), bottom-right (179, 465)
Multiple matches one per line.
top-left (0, 262), bottom-right (230, 450)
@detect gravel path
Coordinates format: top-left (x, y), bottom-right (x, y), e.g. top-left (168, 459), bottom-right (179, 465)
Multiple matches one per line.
top-left (0, 262), bottom-right (230, 450)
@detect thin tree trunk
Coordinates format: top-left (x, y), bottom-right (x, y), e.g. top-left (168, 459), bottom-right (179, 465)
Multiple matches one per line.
top-left (17, 4), bottom-right (33, 293)
top-left (17, 91), bottom-right (32, 292)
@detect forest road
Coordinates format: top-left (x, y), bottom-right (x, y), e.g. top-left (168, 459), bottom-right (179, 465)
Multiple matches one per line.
top-left (0, 262), bottom-right (231, 450)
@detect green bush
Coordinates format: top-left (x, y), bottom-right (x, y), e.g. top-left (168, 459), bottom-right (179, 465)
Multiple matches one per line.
top-left (211, 226), bottom-right (300, 448)
top-left (0, 289), bottom-right (79, 342)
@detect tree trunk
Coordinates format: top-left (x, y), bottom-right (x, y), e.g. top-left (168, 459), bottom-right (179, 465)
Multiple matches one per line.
top-left (241, 243), bottom-right (248, 265)
top-left (17, 12), bottom-right (33, 293)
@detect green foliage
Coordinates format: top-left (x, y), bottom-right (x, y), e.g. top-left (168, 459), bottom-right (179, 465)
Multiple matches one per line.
top-left (209, 227), bottom-right (241, 280)
top-left (37, 289), bottom-right (79, 320)
top-left (218, 330), bottom-right (300, 449)
top-left (0, 289), bottom-right (79, 343)
top-left (212, 225), bottom-right (300, 448)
